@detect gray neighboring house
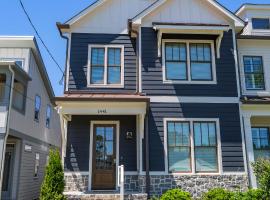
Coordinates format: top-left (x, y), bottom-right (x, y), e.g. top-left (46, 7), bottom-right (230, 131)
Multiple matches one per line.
top-left (0, 36), bottom-right (61, 200)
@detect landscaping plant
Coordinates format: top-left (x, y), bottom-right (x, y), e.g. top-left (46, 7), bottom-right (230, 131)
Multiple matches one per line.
top-left (252, 158), bottom-right (270, 199)
top-left (160, 188), bottom-right (192, 200)
top-left (40, 149), bottom-right (66, 200)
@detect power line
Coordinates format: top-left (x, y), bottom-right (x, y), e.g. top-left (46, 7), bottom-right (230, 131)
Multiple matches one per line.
top-left (19, 0), bottom-right (65, 77)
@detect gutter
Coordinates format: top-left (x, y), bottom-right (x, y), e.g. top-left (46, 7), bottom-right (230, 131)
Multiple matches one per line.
top-left (0, 65), bottom-right (15, 195)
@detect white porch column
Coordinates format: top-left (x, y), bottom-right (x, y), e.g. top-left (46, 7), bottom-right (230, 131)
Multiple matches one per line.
top-left (243, 114), bottom-right (257, 188)
top-left (138, 114), bottom-right (145, 174)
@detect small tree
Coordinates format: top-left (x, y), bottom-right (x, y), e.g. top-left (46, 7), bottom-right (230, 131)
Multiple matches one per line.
top-left (252, 158), bottom-right (270, 199)
top-left (40, 149), bottom-right (66, 200)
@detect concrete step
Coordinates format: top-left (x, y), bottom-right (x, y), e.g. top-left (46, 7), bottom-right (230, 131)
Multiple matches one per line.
top-left (65, 192), bottom-right (147, 200)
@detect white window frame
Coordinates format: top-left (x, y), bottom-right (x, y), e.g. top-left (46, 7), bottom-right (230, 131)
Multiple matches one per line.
top-left (162, 40), bottom-right (217, 84)
top-left (87, 45), bottom-right (125, 88)
top-left (241, 55), bottom-right (266, 94)
top-left (164, 118), bottom-right (222, 175)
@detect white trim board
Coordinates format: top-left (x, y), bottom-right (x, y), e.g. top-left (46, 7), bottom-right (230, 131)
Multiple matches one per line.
top-left (149, 96), bottom-right (239, 103)
top-left (89, 121), bottom-right (120, 191)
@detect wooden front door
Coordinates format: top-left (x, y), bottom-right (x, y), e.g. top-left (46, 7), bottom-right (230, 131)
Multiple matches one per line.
top-left (92, 124), bottom-right (116, 190)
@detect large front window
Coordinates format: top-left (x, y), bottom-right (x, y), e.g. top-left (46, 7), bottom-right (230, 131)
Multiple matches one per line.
top-left (252, 18), bottom-right (270, 30)
top-left (166, 119), bottom-right (219, 173)
top-left (88, 45), bottom-right (124, 87)
top-left (243, 56), bottom-right (265, 90)
top-left (164, 41), bottom-right (215, 83)
top-left (252, 127), bottom-right (270, 160)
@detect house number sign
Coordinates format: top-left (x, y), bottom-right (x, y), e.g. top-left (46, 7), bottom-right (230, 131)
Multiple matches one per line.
top-left (98, 109), bottom-right (107, 114)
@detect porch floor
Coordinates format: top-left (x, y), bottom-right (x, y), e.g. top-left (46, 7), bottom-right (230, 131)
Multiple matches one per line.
top-left (64, 191), bottom-right (147, 200)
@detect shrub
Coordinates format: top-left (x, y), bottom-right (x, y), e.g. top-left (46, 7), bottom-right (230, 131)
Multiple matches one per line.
top-left (160, 188), bottom-right (192, 200)
top-left (252, 158), bottom-right (270, 198)
top-left (202, 188), bottom-right (233, 200)
top-left (40, 149), bottom-right (66, 200)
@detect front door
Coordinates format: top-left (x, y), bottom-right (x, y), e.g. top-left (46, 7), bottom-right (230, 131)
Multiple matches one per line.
top-left (92, 124), bottom-right (116, 190)
top-left (1, 144), bottom-right (15, 200)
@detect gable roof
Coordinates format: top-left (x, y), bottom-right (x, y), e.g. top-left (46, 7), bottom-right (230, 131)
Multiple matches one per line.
top-left (65, 0), bottom-right (107, 25)
top-left (0, 36), bottom-right (55, 104)
top-left (235, 4), bottom-right (270, 16)
top-left (131, 0), bottom-right (244, 27)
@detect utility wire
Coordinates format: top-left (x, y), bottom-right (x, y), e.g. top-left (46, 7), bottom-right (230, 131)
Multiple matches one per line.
top-left (19, 0), bottom-right (65, 78)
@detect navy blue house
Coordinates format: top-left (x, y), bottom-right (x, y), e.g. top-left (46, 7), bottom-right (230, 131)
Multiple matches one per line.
top-left (55, 0), bottom-right (253, 198)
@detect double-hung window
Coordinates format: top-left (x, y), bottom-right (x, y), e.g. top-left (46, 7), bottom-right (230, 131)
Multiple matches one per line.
top-left (163, 40), bottom-right (215, 83)
top-left (12, 79), bottom-right (26, 113)
top-left (166, 119), bottom-right (219, 174)
top-left (252, 127), bottom-right (270, 160)
top-left (88, 45), bottom-right (124, 87)
top-left (243, 56), bottom-right (265, 90)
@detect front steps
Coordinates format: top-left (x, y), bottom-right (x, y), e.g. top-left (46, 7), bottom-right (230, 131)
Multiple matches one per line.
top-left (65, 192), bottom-right (147, 200)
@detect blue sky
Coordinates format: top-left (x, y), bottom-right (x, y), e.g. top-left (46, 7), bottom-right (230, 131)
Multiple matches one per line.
top-left (0, 0), bottom-right (269, 96)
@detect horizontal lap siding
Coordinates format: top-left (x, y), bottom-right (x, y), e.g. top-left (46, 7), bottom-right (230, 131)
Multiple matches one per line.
top-left (65, 115), bottom-right (137, 172)
top-left (141, 28), bottom-right (238, 97)
top-left (69, 33), bottom-right (137, 93)
top-left (149, 103), bottom-right (244, 172)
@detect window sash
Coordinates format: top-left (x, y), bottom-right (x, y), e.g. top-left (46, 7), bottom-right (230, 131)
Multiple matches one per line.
top-left (12, 80), bottom-right (26, 112)
top-left (167, 122), bottom-right (191, 172)
top-left (164, 41), bottom-right (214, 82)
top-left (243, 56), bottom-right (265, 90)
top-left (89, 46), bottom-right (123, 86)
top-left (0, 74), bottom-right (6, 102)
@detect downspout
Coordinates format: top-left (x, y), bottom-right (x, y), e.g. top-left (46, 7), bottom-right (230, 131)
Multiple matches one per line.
top-left (144, 101), bottom-right (150, 198)
top-left (0, 65), bottom-right (15, 195)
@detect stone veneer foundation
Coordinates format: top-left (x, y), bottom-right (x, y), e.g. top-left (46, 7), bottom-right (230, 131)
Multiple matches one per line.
top-left (64, 173), bottom-right (249, 199)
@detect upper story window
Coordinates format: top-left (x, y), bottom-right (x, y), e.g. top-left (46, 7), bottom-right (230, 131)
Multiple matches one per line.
top-left (46, 105), bottom-right (51, 128)
top-left (0, 74), bottom-right (6, 102)
top-left (34, 95), bottom-right (41, 122)
top-left (166, 119), bottom-right (220, 174)
top-left (12, 79), bottom-right (26, 113)
top-left (0, 58), bottom-right (24, 68)
top-left (163, 40), bottom-right (216, 84)
top-left (88, 45), bottom-right (124, 88)
top-left (252, 127), bottom-right (270, 160)
top-left (252, 18), bottom-right (270, 30)
top-left (243, 56), bottom-right (265, 90)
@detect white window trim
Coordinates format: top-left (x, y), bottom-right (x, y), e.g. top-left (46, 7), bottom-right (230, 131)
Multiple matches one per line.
top-left (162, 39), bottom-right (217, 84)
top-left (163, 118), bottom-right (222, 175)
top-left (89, 121), bottom-right (120, 191)
top-left (87, 45), bottom-right (125, 88)
top-left (240, 54), bottom-right (268, 96)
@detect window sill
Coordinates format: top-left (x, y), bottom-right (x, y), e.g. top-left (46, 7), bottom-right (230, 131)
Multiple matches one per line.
top-left (163, 80), bottom-right (217, 85)
top-left (87, 84), bottom-right (125, 89)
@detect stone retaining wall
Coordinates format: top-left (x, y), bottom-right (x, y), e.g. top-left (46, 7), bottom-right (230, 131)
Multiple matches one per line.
top-left (64, 173), bottom-right (249, 198)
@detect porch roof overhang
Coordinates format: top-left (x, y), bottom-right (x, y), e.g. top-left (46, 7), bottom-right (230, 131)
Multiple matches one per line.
top-left (55, 94), bottom-right (149, 116)
top-left (153, 23), bottom-right (230, 58)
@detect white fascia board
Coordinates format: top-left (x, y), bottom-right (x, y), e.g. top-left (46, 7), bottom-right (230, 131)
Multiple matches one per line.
top-left (132, 0), bottom-right (167, 25)
top-left (153, 25), bottom-right (230, 31)
top-left (65, 0), bottom-right (107, 25)
top-left (236, 4), bottom-right (270, 16)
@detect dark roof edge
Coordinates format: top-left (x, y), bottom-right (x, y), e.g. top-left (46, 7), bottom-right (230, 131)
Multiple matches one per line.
top-left (237, 35), bottom-right (270, 40)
